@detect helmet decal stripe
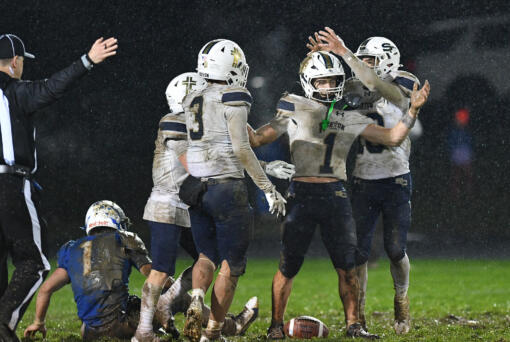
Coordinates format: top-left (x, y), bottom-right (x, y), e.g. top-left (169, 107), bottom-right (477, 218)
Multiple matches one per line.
top-left (320, 53), bottom-right (333, 69)
top-left (202, 41), bottom-right (219, 54)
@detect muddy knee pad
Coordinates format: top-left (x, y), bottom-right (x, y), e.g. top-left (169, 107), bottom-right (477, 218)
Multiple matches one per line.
top-left (278, 252), bottom-right (304, 279)
top-left (224, 256), bottom-right (247, 277)
top-left (385, 243), bottom-right (406, 263)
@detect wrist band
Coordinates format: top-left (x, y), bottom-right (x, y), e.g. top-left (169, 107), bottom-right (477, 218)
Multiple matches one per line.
top-left (400, 112), bottom-right (416, 129)
top-left (85, 53), bottom-right (96, 65)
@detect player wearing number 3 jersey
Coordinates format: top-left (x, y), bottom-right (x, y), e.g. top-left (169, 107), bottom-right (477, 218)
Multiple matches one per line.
top-left (182, 39), bottom-right (285, 342)
top-left (248, 50), bottom-right (429, 339)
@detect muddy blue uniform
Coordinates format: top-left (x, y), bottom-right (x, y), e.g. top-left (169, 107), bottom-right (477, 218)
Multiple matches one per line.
top-left (57, 231), bottom-right (150, 331)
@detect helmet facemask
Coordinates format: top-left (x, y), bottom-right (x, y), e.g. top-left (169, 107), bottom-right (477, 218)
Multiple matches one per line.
top-left (300, 52), bottom-right (345, 103)
top-left (355, 37), bottom-right (401, 81)
top-left (308, 75), bottom-right (345, 102)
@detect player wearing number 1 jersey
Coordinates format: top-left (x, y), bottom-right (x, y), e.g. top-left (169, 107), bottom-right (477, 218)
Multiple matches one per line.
top-left (249, 50), bottom-right (429, 339)
top-left (312, 27), bottom-right (426, 335)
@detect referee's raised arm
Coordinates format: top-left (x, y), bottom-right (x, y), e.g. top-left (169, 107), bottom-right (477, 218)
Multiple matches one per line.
top-left (0, 34), bottom-right (117, 342)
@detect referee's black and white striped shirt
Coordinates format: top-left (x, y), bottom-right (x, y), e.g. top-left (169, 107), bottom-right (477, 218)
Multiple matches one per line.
top-left (0, 55), bottom-right (91, 172)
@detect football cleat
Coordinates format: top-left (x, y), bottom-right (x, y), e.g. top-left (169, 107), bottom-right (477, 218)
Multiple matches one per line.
top-left (184, 296), bottom-right (203, 342)
top-left (131, 330), bottom-right (161, 342)
top-left (199, 333), bottom-right (227, 342)
top-left (153, 308), bottom-right (180, 339)
top-left (346, 323), bottom-right (380, 339)
top-left (394, 294), bottom-right (410, 335)
top-left (234, 296), bottom-right (259, 335)
top-left (266, 322), bottom-right (285, 340)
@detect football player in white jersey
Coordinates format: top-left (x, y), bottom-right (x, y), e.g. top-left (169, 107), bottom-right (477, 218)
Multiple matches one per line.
top-left (310, 27), bottom-right (429, 335)
top-left (133, 72), bottom-right (273, 342)
top-left (181, 39), bottom-right (287, 342)
top-left (248, 50), bottom-right (429, 339)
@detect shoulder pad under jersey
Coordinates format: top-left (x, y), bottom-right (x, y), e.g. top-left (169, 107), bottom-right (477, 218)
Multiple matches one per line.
top-left (159, 113), bottom-right (187, 136)
top-left (221, 87), bottom-right (252, 106)
top-left (393, 71), bottom-right (420, 98)
top-left (57, 240), bottom-right (76, 268)
top-left (276, 92), bottom-right (297, 114)
top-left (117, 231), bottom-right (149, 255)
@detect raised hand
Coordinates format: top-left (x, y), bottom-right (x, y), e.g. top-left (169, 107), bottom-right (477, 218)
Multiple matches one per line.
top-left (317, 27), bottom-right (348, 56)
top-left (87, 37), bottom-right (118, 64)
top-left (306, 32), bottom-right (323, 54)
top-left (410, 80), bottom-right (431, 115)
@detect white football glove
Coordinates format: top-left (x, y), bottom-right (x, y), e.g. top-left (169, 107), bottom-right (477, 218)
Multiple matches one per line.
top-left (265, 160), bottom-right (295, 180)
top-left (264, 187), bottom-right (287, 217)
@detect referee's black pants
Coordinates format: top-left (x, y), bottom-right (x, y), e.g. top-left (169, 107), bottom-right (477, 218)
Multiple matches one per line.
top-left (0, 175), bottom-right (50, 332)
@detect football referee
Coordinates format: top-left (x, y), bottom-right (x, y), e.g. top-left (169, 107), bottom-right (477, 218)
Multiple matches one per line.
top-left (0, 34), bottom-right (117, 342)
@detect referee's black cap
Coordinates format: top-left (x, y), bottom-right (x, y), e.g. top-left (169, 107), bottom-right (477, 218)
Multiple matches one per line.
top-left (0, 34), bottom-right (35, 59)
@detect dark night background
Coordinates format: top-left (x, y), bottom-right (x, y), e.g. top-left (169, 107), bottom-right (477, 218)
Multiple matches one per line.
top-left (2, 0), bottom-right (510, 258)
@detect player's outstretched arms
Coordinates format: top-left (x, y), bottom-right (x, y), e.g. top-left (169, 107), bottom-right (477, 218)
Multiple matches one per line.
top-left (361, 81), bottom-right (430, 147)
top-left (317, 27), bottom-right (406, 107)
top-left (24, 268), bottom-right (70, 339)
top-left (314, 27), bottom-right (349, 56)
top-left (247, 123), bottom-right (280, 147)
top-left (87, 37), bottom-right (118, 64)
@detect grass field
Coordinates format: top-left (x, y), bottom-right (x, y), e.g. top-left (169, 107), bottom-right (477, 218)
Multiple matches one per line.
top-left (14, 258), bottom-right (510, 341)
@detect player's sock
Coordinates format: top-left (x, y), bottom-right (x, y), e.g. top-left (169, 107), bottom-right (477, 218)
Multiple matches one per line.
top-left (391, 254), bottom-right (411, 334)
top-left (356, 262), bottom-right (368, 329)
top-left (164, 266), bottom-right (193, 315)
top-left (390, 254), bottom-right (410, 298)
top-left (138, 282), bottom-right (163, 333)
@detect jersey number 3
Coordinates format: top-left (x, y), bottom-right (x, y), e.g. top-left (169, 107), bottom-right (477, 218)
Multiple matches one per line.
top-left (189, 96), bottom-right (204, 140)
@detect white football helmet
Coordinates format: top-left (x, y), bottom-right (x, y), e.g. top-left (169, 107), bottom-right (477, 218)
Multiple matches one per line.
top-left (197, 39), bottom-right (249, 87)
top-left (165, 72), bottom-right (207, 113)
top-left (355, 37), bottom-right (402, 80)
top-left (84, 200), bottom-right (128, 235)
top-left (299, 52), bottom-right (345, 102)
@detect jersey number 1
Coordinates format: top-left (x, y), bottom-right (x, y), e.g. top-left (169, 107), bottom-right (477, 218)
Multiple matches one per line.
top-left (320, 133), bottom-right (336, 174)
top-left (80, 240), bottom-right (92, 276)
top-left (190, 96), bottom-right (204, 140)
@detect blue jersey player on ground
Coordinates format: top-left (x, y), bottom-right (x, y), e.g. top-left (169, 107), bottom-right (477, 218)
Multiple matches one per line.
top-left (24, 201), bottom-right (152, 341)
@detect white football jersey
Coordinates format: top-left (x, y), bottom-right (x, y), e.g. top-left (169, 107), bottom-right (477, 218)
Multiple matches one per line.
top-left (143, 112), bottom-right (190, 227)
top-left (183, 83), bottom-right (252, 179)
top-left (347, 70), bottom-right (420, 179)
top-left (269, 93), bottom-right (372, 181)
